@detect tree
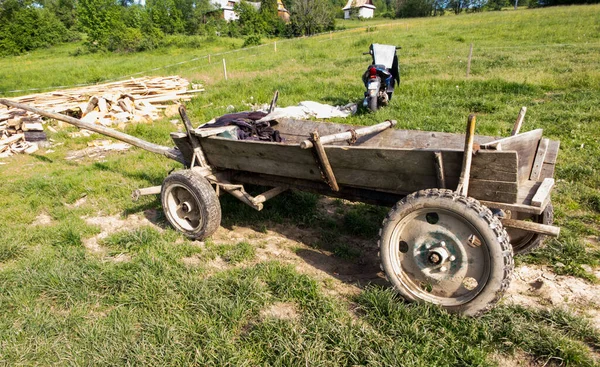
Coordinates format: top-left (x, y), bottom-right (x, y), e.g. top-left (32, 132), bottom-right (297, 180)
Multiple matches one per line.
top-left (0, 0), bottom-right (70, 55)
top-left (290, 0), bottom-right (334, 36)
top-left (395, 0), bottom-right (434, 17)
top-left (234, 1), bottom-right (267, 35)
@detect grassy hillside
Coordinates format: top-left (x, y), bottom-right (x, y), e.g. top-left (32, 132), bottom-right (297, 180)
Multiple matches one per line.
top-left (1, 5), bottom-right (600, 366)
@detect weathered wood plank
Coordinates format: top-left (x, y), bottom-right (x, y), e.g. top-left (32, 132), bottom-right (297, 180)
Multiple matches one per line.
top-left (501, 218), bottom-right (559, 237)
top-left (324, 147), bottom-right (518, 182)
top-left (529, 138), bottom-right (549, 181)
top-left (531, 178), bottom-right (554, 207)
top-left (193, 125), bottom-right (238, 137)
top-left (481, 129), bottom-right (543, 183)
top-left (540, 139), bottom-right (560, 180)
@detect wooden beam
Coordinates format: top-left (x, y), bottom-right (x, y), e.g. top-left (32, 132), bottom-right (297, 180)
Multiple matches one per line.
top-left (311, 130), bottom-right (340, 192)
top-left (131, 186), bottom-right (162, 201)
top-left (434, 151), bottom-right (446, 189)
top-left (0, 99), bottom-right (185, 164)
top-left (300, 120), bottom-right (396, 149)
top-left (252, 186), bottom-right (288, 205)
top-left (456, 114), bottom-right (476, 197)
top-left (502, 218), bottom-right (560, 237)
top-left (511, 107), bottom-right (527, 136)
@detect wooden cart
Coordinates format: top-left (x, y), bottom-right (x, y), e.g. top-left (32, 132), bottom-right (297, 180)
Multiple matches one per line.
top-left (1, 100), bottom-right (560, 316)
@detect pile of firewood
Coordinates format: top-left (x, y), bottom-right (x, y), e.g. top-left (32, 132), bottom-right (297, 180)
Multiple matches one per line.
top-left (0, 76), bottom-right (203, 159)
top-left (0, 110), bottom-right (45, 158)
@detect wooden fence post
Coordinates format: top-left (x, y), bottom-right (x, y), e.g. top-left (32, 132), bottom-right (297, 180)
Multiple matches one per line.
top-left (274, 41), bottom-right (277, 52)
top-left (208, 54), bottom-right (211, 64)
top-left (223, 59), bottom-right (228, 81)
top-left (466, 43), bottom-right (473, 77)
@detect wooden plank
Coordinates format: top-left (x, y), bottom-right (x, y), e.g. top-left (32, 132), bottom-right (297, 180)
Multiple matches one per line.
top-left (481, 129), bottom-right (543, 183)
top-left (0, 133), bottom-right (24, 146)
top-left (324, 147), bottom-right (518, 182)
top-left (202, 137), bottom-right (316, 165)
top-left (276, 118), bottom-right (498, 149)
top-left (531, 178), bottom-right (554, 207)
top-left (501, 218), bottom-right (560, 237)
top-left (529, 138), bottom-right (549, 181)
top-left (193, 125), bottom-right (238, 137)
top-left (540, 139), bottom-right (560, 180)
top-left (511, 107), bottom-right (527, 136)
top-left (467, 179), bottom-right (518, 203)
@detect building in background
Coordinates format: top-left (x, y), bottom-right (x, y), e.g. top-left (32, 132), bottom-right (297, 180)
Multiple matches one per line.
top-left (215, 0), bottom-right (290, 22)
top-left (342, 0), bottom-right (375, 19)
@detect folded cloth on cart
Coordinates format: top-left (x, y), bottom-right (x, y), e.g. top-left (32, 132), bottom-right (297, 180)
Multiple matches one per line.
top-left (257, 101), bottom-right (357, 122)
top-left (199, 111), bottom-right (284, 142)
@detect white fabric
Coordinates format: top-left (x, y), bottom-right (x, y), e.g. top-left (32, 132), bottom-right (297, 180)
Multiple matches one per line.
top-left (257, 101), bottom-right (357, 122)
top-left (372, 43), bottom-right (396, 69)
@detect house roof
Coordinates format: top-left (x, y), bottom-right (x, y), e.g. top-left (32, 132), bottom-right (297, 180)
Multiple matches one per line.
top-left (342, 0), bottom-right (375, 10)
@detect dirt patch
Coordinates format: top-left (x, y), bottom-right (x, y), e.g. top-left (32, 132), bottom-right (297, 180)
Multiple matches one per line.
top-left (260, 302), bottom-right (299, 321)
top-left (82, 210), bottom-right (163, 260)
top-left (490, 351), bottom-right (541, 367)
top-left (182, 255), bottom-right (202, 267)
top-left (32, 213), bottom-right (53, 226)
top-left (65, 142), bottom-right (130, 161)
top-left (505, 264), bottom-right (600, 328)
top-left (65, 195), bottom-right (87, 209)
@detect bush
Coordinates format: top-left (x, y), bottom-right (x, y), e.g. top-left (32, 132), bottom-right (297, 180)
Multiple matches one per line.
top-left (242, 34), bottom-right (262, 47)
top-left (0, 6), bottom-right (71, 55)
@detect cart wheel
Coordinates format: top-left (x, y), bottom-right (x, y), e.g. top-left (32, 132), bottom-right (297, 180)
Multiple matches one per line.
top-left (161, 169), bottom-right (221, 240)
top-left (379, 189), bottom-right (513, 316)
top-left (507, 203), bottom-right (554, 255)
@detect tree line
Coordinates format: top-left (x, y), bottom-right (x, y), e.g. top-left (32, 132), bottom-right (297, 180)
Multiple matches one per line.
top-left (0, 0), bottom-right (596, 56)
top-left (0, 0), bottom-right (336, 55)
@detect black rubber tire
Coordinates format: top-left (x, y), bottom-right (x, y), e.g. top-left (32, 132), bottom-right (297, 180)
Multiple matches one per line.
top-left (368, 95), bottom-right (378, 112)
top-left (378, 189), bottom-right (514, 316)
top-left (161, 169), bottom-right (221, 240)
top-left (508, 203), bottom-right (554, 255)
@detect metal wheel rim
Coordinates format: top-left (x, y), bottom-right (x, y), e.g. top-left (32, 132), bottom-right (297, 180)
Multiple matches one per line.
top-left (388, 208), bottom-right (491, 306)
top-left (164, 183), bottom-right (204, 232)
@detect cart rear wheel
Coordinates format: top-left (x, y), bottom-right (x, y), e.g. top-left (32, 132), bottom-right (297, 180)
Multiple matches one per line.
top-left (161, 169), bottom-right (221, 240)
top-left (379, 189), bottom-right (513, 316)
top-left (507, 203), bottom-right (554, 255)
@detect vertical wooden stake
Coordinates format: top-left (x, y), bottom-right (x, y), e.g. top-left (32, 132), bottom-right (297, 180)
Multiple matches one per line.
top-left (466, 43), bottom-right (473, 77)
top-left (434, 152), bottom-right (446, 189)
top-left (208, 54), bottom-right (211, 64)
top-left (274, 41), bottom-right (277, 52)
top-left (311, 131), bottom-right (339, 192)
top-left (222, 58), bottom-right (228, 81)
top-left (511, 106), bottom-right (527, 136)
top-left (456, 114), bottom-right (477, 197)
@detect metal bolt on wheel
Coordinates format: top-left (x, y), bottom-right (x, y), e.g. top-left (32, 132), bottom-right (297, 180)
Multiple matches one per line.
top-left (379, 189), bottom-right (513, 316)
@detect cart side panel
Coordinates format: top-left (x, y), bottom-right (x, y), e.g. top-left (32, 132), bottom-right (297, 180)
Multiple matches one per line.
top-left (325, 147), bottom-right (519, 203)
top-left (200, 137), bottom-right (323, 181)
top-left (481, 129), bottom-right (543, 183)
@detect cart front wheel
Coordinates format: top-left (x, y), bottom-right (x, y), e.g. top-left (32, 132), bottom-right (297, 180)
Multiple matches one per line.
top-left (379, 189), bottom-right (513, 316)
top-left (161, 169), bottom-right (221, 240)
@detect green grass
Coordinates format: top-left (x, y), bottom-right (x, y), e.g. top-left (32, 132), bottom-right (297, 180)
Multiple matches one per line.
top-left (1, 4), bottom-right (600, 365)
